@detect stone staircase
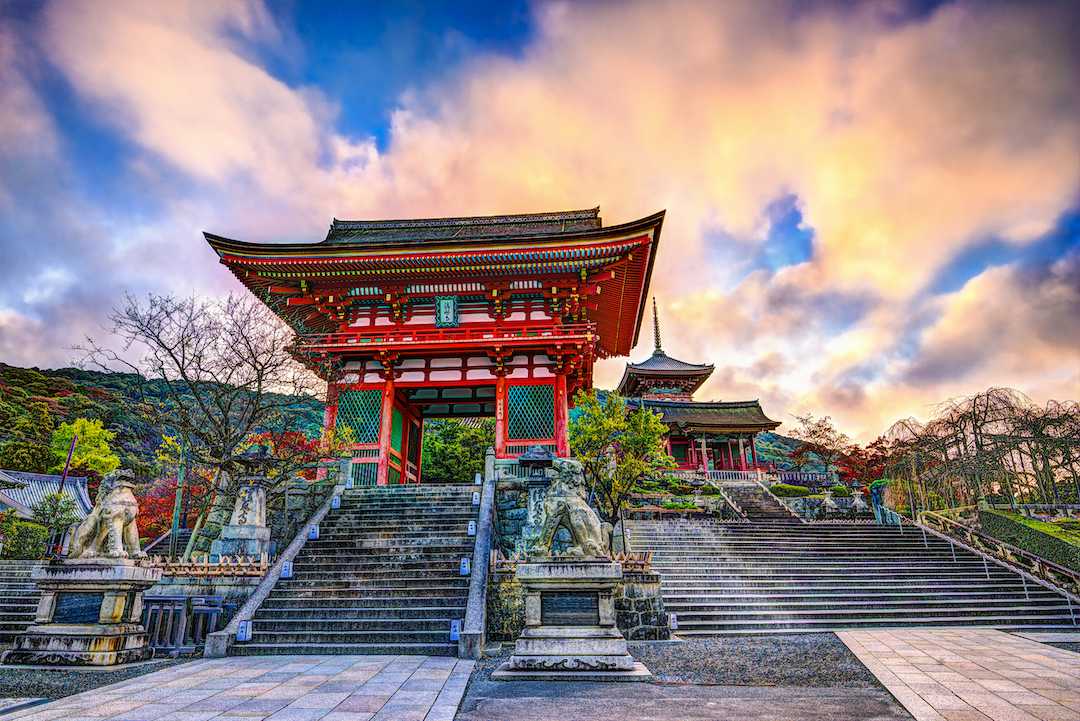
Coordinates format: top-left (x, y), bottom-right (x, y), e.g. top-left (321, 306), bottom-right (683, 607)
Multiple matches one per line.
top-left (626, 519), bottom-right (1080, 634)
top-left (722, 485), bottom-right (803, 524)
top-left (233, 484), bottom-right (478, 656)
top-left (0, 561), bottom-right (41, 645)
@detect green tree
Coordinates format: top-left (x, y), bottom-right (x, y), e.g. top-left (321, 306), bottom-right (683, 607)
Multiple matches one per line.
top-left (0, 401), bottom-right (61, 473)
top-left (420, 419), bottom-right (495, 483)
top-left (32, 492), bottom-right (80, 552)
top-left (0, 510), bottom-right (50, 559)
top-left (50, 418), bottom-right (121, 475)
top-left (569, 390), bottom-right (674, 525)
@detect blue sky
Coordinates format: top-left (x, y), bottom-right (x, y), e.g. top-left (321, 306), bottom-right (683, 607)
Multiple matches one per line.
top-left (1, 0), bottom-right (1077, 441)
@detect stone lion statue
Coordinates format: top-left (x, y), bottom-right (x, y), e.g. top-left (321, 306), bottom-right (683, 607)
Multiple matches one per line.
top-left (67, 468), bottom-right (147, 561)
top-left (536, 458), bottom-right (613, 558)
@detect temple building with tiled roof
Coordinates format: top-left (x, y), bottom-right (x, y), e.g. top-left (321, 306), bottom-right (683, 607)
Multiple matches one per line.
top-left (619, 301), bottom-right (780, 471)
top-left (207, 207), bottom-right (664, 484)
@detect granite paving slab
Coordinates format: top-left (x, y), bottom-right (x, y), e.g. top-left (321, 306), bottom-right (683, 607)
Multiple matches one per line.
top-left (0, 655), bottom-right (474, 721)
top-left (838, 628), bottom-right (1080, 721)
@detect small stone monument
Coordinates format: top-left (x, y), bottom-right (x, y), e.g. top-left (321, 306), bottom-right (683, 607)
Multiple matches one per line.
top-left (2, 469), bottom-right (162, 666)
top-left (493, 458), bottom-right (650, 681)
top-left (209, 475), bottom-right (272, 559)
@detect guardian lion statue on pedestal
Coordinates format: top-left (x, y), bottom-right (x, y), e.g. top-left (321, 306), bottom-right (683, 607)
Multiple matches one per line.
top-left (67, 469), bottom-right (147, 561)
top-left (536, 458), bottom-right (613, 558)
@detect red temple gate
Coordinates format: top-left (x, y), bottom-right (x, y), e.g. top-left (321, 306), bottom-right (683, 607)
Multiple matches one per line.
top-left (206, 208), bottom-right (664, 484)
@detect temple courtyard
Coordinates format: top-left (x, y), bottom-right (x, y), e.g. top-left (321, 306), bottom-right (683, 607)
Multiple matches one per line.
top-left (1, 628), bottom-right (1076, 721)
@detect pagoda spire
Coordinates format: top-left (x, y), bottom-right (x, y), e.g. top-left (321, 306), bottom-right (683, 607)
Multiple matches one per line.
top-left (653, 297), bottom-right (662, 353)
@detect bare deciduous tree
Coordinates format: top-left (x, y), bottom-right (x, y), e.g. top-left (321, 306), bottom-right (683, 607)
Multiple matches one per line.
top-left (77, 292), bottom-right (324, 551)
top-left (883, 388), bottom-right (1079, 515)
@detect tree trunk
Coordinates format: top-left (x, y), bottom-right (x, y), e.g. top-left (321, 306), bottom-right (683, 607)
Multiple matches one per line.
top-left (191, 470), bottom-right (234, 555)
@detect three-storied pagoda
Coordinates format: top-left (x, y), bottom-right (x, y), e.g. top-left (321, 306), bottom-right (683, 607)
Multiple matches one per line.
top-left (616, 301), bottom-right (781, 470)
top-left (206, 208), bottom-right (663, 485)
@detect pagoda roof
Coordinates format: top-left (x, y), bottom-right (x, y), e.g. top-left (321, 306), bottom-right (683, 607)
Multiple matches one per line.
top-left (205, 208), bottom-right (664, 358)
top-left (635, 399), bottom-right (780, 434)
top-left (615, 350), bottom-right (715, 397)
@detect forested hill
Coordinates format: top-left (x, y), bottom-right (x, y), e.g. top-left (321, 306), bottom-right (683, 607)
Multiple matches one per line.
top-left (0, 363), bottom-right (323, 477)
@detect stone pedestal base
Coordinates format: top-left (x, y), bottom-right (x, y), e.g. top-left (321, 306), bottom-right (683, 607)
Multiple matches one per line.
top-left (1, 560), bottom-right (161, 666)
top-left (210, 525), bottom-right (270, 558)
top-left (496, 560), bottom-right (650, 682)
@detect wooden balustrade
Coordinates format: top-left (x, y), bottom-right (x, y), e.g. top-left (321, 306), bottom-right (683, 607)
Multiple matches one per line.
top-left (148, 554), bottom-right (272, 578)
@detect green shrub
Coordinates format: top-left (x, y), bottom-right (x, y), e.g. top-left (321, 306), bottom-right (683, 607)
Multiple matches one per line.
top-left (770, 483), bottom-right (811, 497)
top-left (829, 485), bottom-right (852, 497)
top-left (661, 499), bottom-right (697, 510)
top-left (1052, 519), bottom-right (1080, 533)
top-left (978, 510), bottom-right (1080, 573)
top-left (0, 510), bottom-right (49, 559)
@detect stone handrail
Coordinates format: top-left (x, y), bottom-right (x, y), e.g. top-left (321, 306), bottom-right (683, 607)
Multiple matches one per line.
top-left (459, 449), bottom-right (496, 659)
top-left (702, 479), bottom-right (750, 522)
top-left (204, 483), bottom-right (344, 658)
top-left (754, 476), bottom-right (809, 524)
top-left (920, 510), bottom-right (1080, 599)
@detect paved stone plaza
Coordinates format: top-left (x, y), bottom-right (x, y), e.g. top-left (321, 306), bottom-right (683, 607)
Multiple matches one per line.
top-left (2, 655), bottom-right (473, 721)
top-left (837, 629), bottom-right (1080, 721)
top-left (1, 629), bottom-right (1076, 720)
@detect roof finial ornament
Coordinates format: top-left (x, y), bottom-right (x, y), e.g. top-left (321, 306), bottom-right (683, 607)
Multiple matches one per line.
top-left (653, 297), bottom-right (662, 354)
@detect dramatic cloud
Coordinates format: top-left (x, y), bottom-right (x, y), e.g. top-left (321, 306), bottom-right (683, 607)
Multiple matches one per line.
top-left (1, 0), bottom-right (1076, 441)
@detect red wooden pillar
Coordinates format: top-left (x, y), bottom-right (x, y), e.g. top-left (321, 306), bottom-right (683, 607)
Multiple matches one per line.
top-left (750, 433), bottom-right (759, 468)
top-left (376, 377), bottom-right (395, 485)
top-left (554, 372), bottom-right (569, 457)
top-left (738, 436), bottom-right (746, 471)
top-left (494, 374), bottom-right (507, 458)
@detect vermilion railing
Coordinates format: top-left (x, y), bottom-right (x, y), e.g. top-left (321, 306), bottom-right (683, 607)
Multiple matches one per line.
top-left (295, 323), bottom-right (597, 351)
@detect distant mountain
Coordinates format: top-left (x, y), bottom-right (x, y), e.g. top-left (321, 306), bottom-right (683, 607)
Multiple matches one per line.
top-left (0, 363), bottom-right (323, 476)
top-left (754, 431), bottom-right (824, 472)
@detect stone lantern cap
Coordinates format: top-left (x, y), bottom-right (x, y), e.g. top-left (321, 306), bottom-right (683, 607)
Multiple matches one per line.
top-left (519, 445), bottom-right (557, 486)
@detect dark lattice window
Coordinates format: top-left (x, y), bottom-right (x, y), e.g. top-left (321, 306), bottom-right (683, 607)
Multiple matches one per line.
top-left (336, 390), bottom-right (381, 444)
top-left (390, 408), bottom-right (404, 453)
top-left (407, 421), bottom-right (420, 469)
top-left (507, 384), bottom-right (555, 440)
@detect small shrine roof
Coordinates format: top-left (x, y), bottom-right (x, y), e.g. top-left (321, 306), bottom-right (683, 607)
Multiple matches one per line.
top-left (635, 399), bottom-right (781, 433)
top-left (324, 208), bottom-right (602, 245)
top-left (0, 470), bottom-right (94, 520)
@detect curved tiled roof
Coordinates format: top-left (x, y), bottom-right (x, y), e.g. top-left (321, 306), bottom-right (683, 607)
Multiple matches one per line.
top-left (615, 349), bottom-right (714, 397)
top-left (636, 399), bottom-right (780, 432)
top-left (325, 208), bottom-right (602, 244)
top-left (0, 470), bottom-right (94, 520)
top-left (627, 349), bottom-right (714, 373)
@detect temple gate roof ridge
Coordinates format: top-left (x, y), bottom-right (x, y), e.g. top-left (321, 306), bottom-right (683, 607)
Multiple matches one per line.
top-left (324, 207), bottom-right (602, 244)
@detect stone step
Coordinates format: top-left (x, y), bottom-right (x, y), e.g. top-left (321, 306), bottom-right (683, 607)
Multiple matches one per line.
top-left (250, 618), bottom-right (462, 632)
top-left (231, 642), bottom-right (459, 656)
top-left (231, 483), bottom-right (478, 657)
top-left (255, 605), bottom-right (466, 618)
top-left (625, 518), bottom-right (1079, 634)
top-left (261, 596), bottom-right (466, 609)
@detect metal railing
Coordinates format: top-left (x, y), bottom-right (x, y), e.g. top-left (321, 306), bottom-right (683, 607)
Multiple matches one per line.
top-left (920, 510), bottom-right (1080, 598)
